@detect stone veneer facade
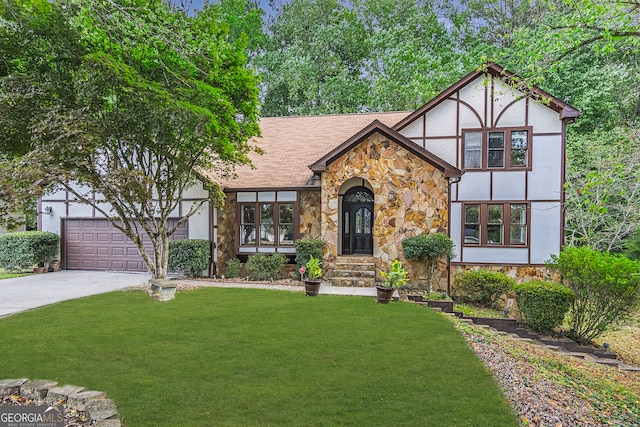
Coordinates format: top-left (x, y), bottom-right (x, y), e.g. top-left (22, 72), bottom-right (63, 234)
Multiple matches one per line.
top-left (321, 131), bottom-right (450, 283)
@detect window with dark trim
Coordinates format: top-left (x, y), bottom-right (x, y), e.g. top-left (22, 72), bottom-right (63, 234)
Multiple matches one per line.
top-left (463, 128), bottom-right (531, 170)
top-left (464, 203), bottom-right (528, 246)
top-left (239, 202), bottom-right (295, 247)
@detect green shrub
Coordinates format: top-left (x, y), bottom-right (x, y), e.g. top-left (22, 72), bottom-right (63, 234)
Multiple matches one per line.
top-left (294, 238), bottom-right (324, 277)
top-left (402, 233), bottom-right (454, 290)
top-left (246, 253), bottom-right (287, 281)
top-left (514, 281), bottom-right (574, 334)
top-left (0, 231), bottom-right (59, 271)
top-left (548, 246), bottom-right (640, 344)
top-left (453, 270), bottom-right (515, 309)
top-left (168, 239), bottom-right (210, 278)
top-left (226, 258), bottom-right (241, 278)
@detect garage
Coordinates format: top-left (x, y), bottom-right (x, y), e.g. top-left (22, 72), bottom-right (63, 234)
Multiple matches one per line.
top-left (62, 218), bottom-right (188, 272)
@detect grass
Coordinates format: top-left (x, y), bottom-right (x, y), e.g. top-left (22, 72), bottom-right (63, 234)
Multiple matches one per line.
top-left (0, 269), bottom-right (30, 280)
top-left (0, 288), bottom-right (518, 426)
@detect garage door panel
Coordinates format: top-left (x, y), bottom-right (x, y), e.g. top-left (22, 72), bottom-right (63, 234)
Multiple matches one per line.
top-left (63, 218), bottom-right (190, 272)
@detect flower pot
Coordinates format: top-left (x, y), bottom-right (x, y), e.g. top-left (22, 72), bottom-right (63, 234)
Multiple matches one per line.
top-left (376, 285), bottom-right (394, 304)
top-left (304, 280), bottom-right (321, 296)
top-left (33, 266), bottom-right (47, 274)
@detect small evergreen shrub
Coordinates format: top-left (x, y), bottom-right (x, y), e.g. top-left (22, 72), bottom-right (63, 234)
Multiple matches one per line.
top-left (402, 233), bottom-right (454, 290)
top-left (0, 231), bottom-right (59, 271)
top-left (453, 270), bottom-right (515, 309)
top-left (294, 238), bottom-right (324, 277)
top-left (548, 246), bottom-right (640, 344)
top-left (168, 239), bottom-right (210, 278)
top-left (226, 258), bottom-right (241, 278)
top-left (246, 253), bottom-right (287, 281)
top-left (514, 281), bottom-right (574, 334)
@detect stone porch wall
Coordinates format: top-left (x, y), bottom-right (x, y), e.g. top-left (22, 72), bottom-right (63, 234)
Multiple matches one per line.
top-left (299, 190), bottom-right (321, 239)
top-left (216, 192), bottom-right (237, 275)
top-left (321, 131), bottom-right (449, 282)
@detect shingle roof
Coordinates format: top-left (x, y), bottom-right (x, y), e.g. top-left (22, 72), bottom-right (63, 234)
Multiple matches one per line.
top-left (217, 111), bottom-right (410, 190)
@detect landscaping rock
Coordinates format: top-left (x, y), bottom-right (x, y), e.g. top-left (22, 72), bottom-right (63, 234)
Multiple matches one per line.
top-left (86, 399), bottom-right (119, 422)
top-left (68, 390), bottom-right (106, 411)
top-left (0, 379), bottom-right (27, 396)
top-left (46, 385), bottom-right (86, 402)
top-left (21, 379), bottom-right (58, 399)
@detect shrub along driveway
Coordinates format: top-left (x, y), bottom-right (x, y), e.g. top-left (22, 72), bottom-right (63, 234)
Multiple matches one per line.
top-left (0, 287), bottom-right (518, 426)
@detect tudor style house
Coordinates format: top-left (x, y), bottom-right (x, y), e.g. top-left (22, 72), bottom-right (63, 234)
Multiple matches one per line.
top-left (40, 64), bottom-right (579, 287)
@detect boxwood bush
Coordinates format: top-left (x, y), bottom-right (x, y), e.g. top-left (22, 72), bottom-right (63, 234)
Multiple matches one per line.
top-left (168, 239), bottom-right (210, 278)
top-left (246, 253), bottom-right (287, 281)
top-left (514, 281), bottom-right (574, 334)
top-left (0, 231), bottom-right (59, 271)
top-left (453, 270), bottom-right (515, 309)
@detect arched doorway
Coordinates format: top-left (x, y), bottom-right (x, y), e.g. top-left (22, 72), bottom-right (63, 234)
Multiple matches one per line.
top-left (342, 186), bottom-right (373, 255)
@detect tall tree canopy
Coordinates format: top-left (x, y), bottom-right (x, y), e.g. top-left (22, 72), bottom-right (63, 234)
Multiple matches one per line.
top-left (0, 0), bottom-right (261, 278)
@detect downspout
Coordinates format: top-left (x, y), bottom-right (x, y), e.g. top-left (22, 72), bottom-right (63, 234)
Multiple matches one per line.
top-left (446, 176), bottom-right (461, 296)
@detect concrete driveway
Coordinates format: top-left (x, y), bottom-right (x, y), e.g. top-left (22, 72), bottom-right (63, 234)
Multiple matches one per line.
top-left (0, 270), bottom-right (148, 317)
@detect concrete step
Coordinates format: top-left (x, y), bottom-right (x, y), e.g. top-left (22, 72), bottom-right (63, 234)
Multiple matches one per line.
top-left (330, 277), bottom-right (375, 288)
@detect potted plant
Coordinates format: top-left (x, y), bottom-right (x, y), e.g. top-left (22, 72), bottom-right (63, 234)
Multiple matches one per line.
top-left (303, 255), bottom-right (323, 296)
top-left (377, 259), bottom-right (407, 304)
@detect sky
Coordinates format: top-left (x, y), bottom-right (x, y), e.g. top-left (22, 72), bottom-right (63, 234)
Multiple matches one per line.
top-left (180, 0), bottom-right (274, 15)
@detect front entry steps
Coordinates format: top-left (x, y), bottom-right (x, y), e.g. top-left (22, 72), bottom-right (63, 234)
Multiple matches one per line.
top-left (331, 256), bottom-right (376, 287)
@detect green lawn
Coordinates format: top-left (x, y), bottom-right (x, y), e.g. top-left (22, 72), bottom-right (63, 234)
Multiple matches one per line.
top-left (0, 270), bottom-right (30, 280)
top-left (0, 288), bottom-right (518, 426)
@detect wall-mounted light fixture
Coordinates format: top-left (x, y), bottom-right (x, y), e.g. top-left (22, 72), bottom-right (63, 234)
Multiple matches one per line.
top-left (388, 190), bottom-right (394, 201)
top-left (43, 206), bottom-right (53, 216)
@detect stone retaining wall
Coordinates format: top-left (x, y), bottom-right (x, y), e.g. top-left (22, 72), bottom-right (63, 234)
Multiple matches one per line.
top-left (0, 378), bottom-right (120, 426)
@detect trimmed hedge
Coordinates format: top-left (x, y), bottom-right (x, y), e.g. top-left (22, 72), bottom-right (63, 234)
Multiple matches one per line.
top-left (246, 253), bottom-right (287, 281)
top-left (514, 281), bottom-right (574, 334)
top-left (168, 239), bottom-right (210, 278)
top-left (453, 270), bottom-right (515, 309)
top-left (0, 231), bottom-right (59, 271)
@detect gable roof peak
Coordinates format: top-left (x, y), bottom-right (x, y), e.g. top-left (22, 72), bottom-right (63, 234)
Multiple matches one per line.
top-left (393, 63), bottom-right (580, 131)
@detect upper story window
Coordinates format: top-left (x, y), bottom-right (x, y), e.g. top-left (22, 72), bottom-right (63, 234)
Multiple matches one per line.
top-left (463, 128), bottom-right (531, 170)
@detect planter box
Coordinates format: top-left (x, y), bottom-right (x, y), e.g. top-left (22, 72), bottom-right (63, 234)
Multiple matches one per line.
top-left (425, 300), bottom-right (454, 313)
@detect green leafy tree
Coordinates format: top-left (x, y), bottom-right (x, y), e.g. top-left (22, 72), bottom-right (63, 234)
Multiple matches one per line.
top-left (0, 0), bottom-right (260, 279)
top-left (256, 0), bottom-right (370, 116)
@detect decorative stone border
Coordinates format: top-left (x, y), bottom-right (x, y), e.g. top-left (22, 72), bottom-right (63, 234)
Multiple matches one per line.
top-left (0, 378), bottom-right (121, 426)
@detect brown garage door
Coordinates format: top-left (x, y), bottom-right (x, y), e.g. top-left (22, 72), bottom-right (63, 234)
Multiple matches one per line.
top-left (63, 218), bottom-right (188, 272)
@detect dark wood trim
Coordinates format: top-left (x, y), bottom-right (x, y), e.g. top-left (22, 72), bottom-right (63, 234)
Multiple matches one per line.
top-left (494, 96), bottom-right (527, 127)
top-left (224, 187), bottom-right (321, 193)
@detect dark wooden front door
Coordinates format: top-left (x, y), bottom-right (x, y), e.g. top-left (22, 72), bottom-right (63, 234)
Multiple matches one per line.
top-left (342, 187), bottom-right (374, 255)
